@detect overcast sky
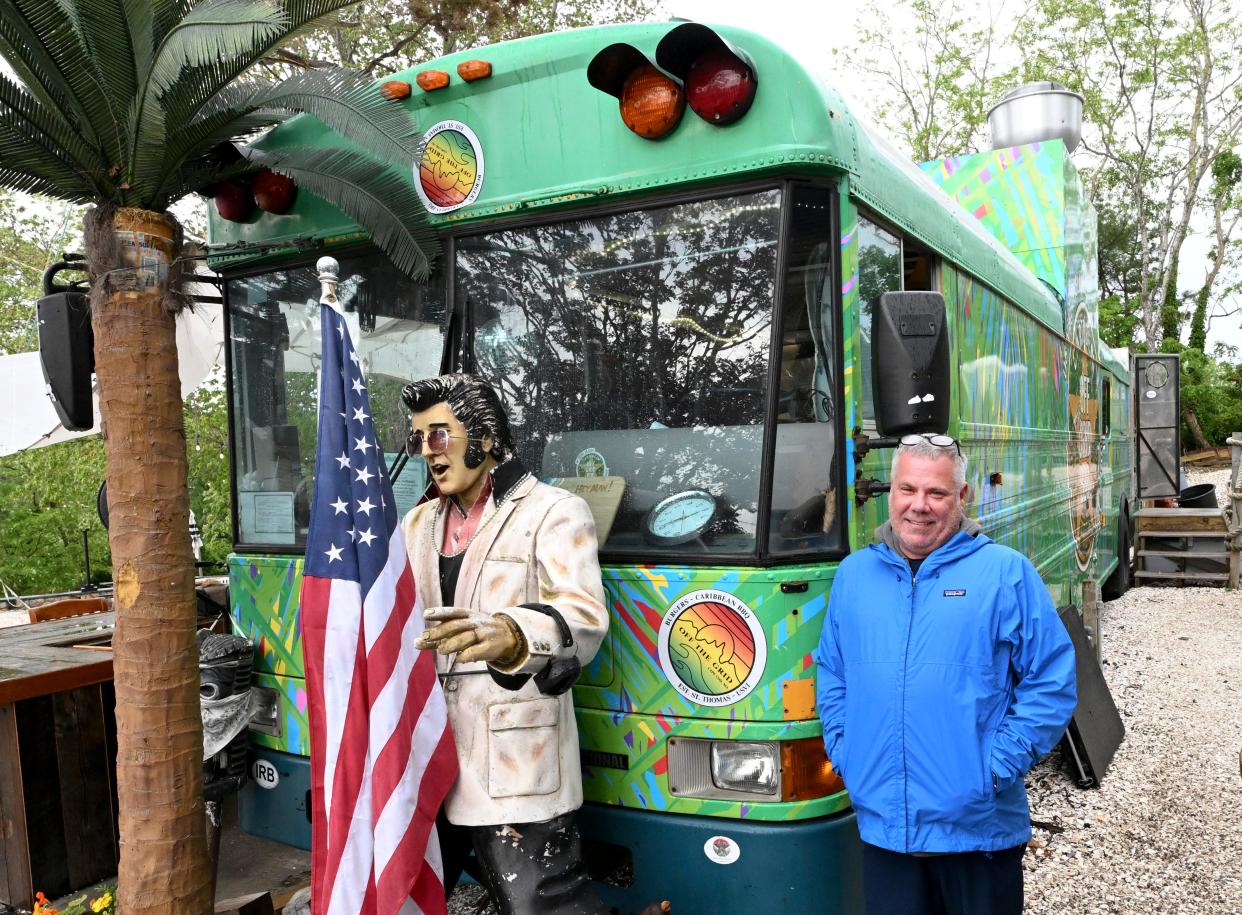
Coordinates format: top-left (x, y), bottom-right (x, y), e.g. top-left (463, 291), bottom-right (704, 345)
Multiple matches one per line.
top-left (669, 0), bottom-right (1242, 354)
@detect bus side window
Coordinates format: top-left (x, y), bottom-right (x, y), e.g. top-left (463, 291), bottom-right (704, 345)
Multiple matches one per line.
top-left (857, 215), bottom-right (902, 429)
top-left (770, 186), bottom-right (844, 554)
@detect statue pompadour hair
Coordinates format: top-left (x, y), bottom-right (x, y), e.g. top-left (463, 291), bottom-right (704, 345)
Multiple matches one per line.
top-left (401, 373), bottom-right (515, 468)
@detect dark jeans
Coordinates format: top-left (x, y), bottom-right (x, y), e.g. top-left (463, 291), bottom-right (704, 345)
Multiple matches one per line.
top-left (439, 810), bottom-right (610, 915)
top-left (861, 842), bottom-right (1025, 915)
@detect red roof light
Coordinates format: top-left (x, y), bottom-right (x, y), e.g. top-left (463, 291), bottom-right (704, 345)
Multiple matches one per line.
top-left (685, 47), bottom-right (756, 125)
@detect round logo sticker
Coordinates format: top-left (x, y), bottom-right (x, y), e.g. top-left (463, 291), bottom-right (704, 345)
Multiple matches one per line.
top-left (251, 757), bottom-right (280, 790)
top-left (414, 120), bottom-right (484, 214)
top-left (575, 447), bottom-right (609, 478)
top-left (658, 590), bottom-right (766, 707)
top-left (703, 835), bottom-right (741, 865)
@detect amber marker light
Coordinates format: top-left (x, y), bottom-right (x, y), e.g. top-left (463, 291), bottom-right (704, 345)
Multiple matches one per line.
top-left (379, 80), bottom-right (411, 100)
top-left (780, 738), bottom-right (846, 801)
top-left (457, 59), bottom-right (492, 81)
top-left (619, 64), bottom-right (685, 139)
top-left (416, 69), bottom-right (450, 91)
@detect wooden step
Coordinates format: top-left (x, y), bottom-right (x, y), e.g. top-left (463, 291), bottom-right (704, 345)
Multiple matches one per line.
top-left (1137, 550), bottom-right (1230, 559)
top-left (1134, 569), bottom-right (1230, 581)
top-left (1135, 508), bottom-right (1227, 533)
top-left (1136, 530), bottom-right (1229, 538)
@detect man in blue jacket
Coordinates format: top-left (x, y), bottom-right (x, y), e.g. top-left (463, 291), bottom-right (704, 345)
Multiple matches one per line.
top-left (816, 435), bottom-right (1076, 914)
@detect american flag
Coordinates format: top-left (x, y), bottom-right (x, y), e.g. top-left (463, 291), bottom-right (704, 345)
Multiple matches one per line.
top-left (300, 301), bottom-right (457, 915)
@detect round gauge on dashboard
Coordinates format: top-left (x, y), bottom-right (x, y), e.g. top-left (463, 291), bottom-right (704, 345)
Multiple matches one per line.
top-left (641, 489), bottom-right (717, 547)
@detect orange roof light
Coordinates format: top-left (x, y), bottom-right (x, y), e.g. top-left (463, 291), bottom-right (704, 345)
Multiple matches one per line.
top-left (619, 64), bottom-right (685, 140)
top-left (416, 69), bottom-right (450, 91)
top-left (457, 60), bottom-right (492, 81)
top-left (379, 80), bottom-right (411, 100)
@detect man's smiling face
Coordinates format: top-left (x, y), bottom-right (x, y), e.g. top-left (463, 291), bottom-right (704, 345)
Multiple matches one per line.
top-left (411, 401), bottom-right (495, 508)
top-left (888, 450), bottom-right (967, 560)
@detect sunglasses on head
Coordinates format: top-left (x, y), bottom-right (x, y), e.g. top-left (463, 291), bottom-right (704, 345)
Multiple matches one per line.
top-left (900, 433), bottom-right (962, 455)
top-left (406, 428), bottom-right (485, 457)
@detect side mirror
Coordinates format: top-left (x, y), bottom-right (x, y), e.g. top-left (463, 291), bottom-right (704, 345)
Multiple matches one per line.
top-left (871, 291), bottom-right (950, 436)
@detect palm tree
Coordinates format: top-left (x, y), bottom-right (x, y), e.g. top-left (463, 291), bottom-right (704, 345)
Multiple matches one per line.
top-left (0, 1), bottom-right (438, 910)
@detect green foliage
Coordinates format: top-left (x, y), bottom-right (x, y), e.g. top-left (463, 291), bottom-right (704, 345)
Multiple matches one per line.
top-left (0, 436), bottom-right (110, 595)
top-left (0, 190), bottom-right (83, 355)
top-left (1179, 344), bottom-right (1242, 447)
top-left (184, 372), bottom-right (233, 570)
top-left (839, 0), bottom-right (1012, 160)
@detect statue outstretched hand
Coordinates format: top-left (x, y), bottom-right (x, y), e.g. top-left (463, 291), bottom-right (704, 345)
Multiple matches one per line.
top-left (416, 606), bottom-right (525, 665)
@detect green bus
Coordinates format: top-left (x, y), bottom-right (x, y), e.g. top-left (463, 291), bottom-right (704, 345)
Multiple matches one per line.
top-left (210, 21), bottom-right (1133, 913)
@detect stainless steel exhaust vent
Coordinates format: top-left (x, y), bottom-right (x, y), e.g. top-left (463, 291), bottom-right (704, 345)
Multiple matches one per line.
top-left (987, 82), bottom-right (1084, 153)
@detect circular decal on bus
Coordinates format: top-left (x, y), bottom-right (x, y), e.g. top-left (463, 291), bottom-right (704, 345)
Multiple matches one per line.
top-left (575, 448), bottom-right (608, 477)
top-left (657, 590), bottom-right (765, 707)
top-left (414, 120), bottom-right (484, 213)
top-left (703, 835), bottom-right (741, 865)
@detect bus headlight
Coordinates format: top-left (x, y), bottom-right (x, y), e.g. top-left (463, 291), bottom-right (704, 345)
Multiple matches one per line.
top-left (710, 741), bottom-right (779, 795)
top-left (668, 736), bottom-right (845, 802)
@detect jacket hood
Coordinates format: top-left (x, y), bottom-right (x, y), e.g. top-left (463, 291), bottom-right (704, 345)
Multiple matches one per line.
top-left (872, 514), bottom-right (987, 572)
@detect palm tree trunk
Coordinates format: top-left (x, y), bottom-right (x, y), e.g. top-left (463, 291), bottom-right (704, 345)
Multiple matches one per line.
top-left (86, 206), bottom-right (212, 914)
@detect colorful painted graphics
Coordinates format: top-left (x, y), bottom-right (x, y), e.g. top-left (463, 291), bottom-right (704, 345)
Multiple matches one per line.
top-left (414, 120), bottom-right (484, 213)
top-left (657, 590), bottom-right (765, 706)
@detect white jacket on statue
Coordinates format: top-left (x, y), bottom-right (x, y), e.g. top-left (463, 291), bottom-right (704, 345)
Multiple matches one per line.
top-left (401, 464), bottom-right (607, 827)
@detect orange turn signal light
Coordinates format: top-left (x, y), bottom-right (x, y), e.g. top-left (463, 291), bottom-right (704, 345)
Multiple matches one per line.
top-left (379, 80), bottom-right (411, 100)
top-left (457, 59), bottom-right (492, 81)
top-left (416, 69), bottom-right (450, 91)
top-left (781, 737), bottom-right (845, 802)
top-left (619, 64), bottom-right (685, 140)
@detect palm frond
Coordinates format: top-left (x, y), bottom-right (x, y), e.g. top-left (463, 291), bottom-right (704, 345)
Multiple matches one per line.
top-left (0, 73), bottom-right (106, 194)
top-left (149, 0), bottom-right (290, 98)
top-left (158, 0), bottom-right (361, 127)
top-left (0, 132), bottom-right (98, 201)
top-left (63, 0), bottom-right (157, 113)
top-left (156, 152), bottom-right (258, 210)
top-left (0, 0), bottom-right (124, 161)
top-left (124, 91), bottom-right (169, 205)
top-left (246, 145), bottom-right (440, 279)
top-left (228, 68), bottom-right (421, 160)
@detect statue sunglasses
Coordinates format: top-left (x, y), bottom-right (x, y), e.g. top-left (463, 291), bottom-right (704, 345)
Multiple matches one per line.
top-left (406, 428), bottom-right (487, 457)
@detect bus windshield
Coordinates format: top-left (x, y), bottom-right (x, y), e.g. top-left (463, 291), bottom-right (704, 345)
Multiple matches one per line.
top-left (458, 187), bottom-right (843, 558)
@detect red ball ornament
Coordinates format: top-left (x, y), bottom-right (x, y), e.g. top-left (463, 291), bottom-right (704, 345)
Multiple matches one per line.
top-left (214, 180), bottom-right (252, 222)
top-left (252, 168), bottom-right (297, 214)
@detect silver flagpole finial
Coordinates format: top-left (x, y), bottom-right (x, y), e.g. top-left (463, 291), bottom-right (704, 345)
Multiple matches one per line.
top-left (317, 256), bottom-right (340, 309)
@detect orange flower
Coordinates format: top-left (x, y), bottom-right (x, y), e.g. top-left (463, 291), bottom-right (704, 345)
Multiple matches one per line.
top-left (33, 891), bottom-right (60, 915)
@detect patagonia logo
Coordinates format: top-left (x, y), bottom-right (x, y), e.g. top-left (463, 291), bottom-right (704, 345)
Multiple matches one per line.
top-left (943, 589), bottom-right (967, 597)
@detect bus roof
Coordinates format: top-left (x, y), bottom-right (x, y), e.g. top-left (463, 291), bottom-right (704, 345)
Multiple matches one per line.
top-left (209, 21), bottom-right (1062, 330)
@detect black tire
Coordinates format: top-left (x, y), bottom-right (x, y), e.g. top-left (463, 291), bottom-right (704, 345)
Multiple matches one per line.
top-left (1102, 510), bottom-right (1132, 600)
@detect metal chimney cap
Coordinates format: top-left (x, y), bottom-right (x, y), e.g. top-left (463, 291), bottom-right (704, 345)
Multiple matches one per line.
top-left (987, 81), bottom-right (1083, 117)
top-left (987, 81), bottom-right (1085, 153)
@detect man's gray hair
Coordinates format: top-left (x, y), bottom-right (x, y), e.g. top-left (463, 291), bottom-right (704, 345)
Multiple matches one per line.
top-left (891, 439), bottom-right (969, 488)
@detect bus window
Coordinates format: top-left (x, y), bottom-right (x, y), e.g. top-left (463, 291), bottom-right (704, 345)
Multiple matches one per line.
top-left (458, 189), bottom-right (781, 558)
top-left (228, 251), bottom-right (447, 548)
top-left (857, 215), bottom-right (902, 429)
top-left (1102, 378), bottom-right (1111, 435)
top-left (769, 186), bottom-right (843, 554)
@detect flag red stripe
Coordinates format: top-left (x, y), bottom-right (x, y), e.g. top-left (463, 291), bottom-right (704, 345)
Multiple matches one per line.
top-left (375, 727), bottom-right (458, 913)
top-left (300, 575), bottom-right (333, 915)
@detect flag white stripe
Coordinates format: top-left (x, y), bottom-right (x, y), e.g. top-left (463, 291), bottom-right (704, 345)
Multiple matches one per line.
top-left (321, 578), bottom-right (363, 832)
top-left (365, 588), bottom-right (426, 786)
top-left (326, 759), bottom-right (375, 915)
top-left (362, 529), bottom-right (409, 653)
top-left (372, 663), bottom-right (448, 875)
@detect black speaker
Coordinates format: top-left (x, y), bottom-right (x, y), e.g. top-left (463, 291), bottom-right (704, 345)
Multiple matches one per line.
top-left (871, 291), bottom-right (951, 437)
top-left (37, 290), bottom-right (95, 431)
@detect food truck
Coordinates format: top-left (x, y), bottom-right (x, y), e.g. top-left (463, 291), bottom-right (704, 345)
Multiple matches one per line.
top-left (209, 22), bottom-right (1134, 912)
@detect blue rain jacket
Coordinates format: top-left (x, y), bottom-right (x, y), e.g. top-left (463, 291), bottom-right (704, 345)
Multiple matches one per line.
top-left (816, 524), bottom-right (1076, 853)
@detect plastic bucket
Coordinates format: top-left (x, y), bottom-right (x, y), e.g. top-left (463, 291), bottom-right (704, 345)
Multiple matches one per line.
top-left (1177, 483), bottom-right (1218, 509)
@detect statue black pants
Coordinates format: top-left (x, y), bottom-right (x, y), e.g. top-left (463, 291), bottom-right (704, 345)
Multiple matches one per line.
top-left (439, 809), bottom-right (611, 915)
